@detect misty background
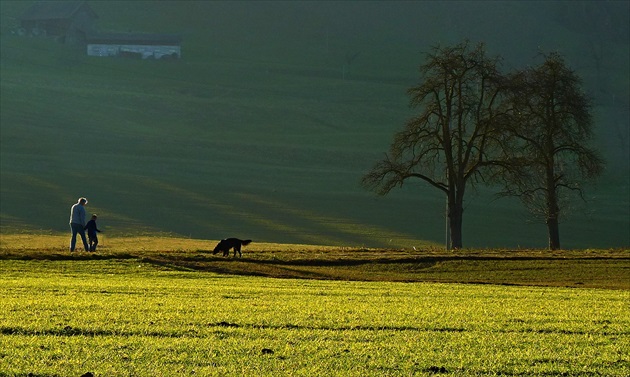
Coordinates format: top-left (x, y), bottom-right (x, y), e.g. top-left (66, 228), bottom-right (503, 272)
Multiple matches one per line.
top-left (1, 1), bottom-right (628, 249)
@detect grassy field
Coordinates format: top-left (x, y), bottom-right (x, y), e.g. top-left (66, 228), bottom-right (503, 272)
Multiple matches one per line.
top-left (1, 236), bottom-right (629, 376)
top-left (1, 1), bottom-right (628, 250)
top-left (2, 234), bottom-right (629, 289)
top-left (1, 2), bottom-right (628, 374)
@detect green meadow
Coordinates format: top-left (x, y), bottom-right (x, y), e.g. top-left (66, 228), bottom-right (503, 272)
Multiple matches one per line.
top-left (0, 249), bottom-right (628, 375)
top-left (1, 236), bottom-right (629, 375)
top-left (1, 1), bottom-right (628, 249)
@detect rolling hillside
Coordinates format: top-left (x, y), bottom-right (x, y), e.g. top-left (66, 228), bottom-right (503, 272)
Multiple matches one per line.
top-left (1, 1), bottom-right (628, 249)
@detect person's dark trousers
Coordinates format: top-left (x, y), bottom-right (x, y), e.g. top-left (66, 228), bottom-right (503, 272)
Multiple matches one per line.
top-left (70, 223), bottom-right (89, 252)
top-left (88, 235), bottom-right (98, 252)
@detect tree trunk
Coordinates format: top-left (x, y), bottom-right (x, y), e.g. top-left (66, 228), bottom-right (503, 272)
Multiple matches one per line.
top-left (449, 200), bottom-right (464, 249)
top-left (546, 176), bottom-right (561, 250)
top-left (547, 216), bottom-right (561, 250)
top-left (546, 160), bottom-right (561, 250)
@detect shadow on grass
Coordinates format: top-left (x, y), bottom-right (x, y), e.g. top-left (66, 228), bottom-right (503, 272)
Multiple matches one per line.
top-left (0, 252), bottom-right (138, 262)
top-left (2, 249), bottom-right (628, 287)
top-left (6, 322), bottom-right (622, 338)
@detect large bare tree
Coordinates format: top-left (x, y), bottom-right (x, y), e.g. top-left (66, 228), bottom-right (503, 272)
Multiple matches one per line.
top-left (362, 41), bottom-right (511, 249)
top-left (499, 53), bottom-right (604, 250)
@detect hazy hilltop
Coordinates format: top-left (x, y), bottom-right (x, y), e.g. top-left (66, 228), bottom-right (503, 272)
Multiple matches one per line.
top-left (1, 1), bottom-right (628, 249)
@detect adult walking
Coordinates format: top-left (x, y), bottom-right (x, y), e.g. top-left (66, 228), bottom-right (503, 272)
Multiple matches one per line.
top-left (69, 197), bottom-right (89, 252)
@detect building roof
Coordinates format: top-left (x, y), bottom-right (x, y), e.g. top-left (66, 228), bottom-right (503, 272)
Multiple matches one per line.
top-left (86, 32), bottom-right (182, 46)
top-left (20, 1), bottom-right (97, 21)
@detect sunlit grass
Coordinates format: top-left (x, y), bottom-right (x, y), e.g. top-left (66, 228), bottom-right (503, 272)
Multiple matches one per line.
top-left (1, 258), bottom-right (628, 376)
top-left (0, 233), bottom-right (346, 253)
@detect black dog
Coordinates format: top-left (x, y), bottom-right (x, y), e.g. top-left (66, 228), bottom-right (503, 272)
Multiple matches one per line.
top-left (212, 238), bottom-right (252, 257)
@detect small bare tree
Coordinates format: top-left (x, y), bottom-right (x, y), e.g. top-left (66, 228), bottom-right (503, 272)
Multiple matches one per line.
top-left (362, 41), bottom-right (511, 249)
top-left (499, 53), bottom-right (604, 250)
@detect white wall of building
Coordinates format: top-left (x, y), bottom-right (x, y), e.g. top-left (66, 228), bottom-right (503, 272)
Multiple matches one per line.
top-left (87, 43), bottom-right (181, 59)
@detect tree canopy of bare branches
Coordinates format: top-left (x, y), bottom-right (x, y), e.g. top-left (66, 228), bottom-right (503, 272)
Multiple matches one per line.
top-left (362, 43), bottom-right (603, 250)
top-left (498, 53), bottom-right (604, 250)
top-left (362, 41), bottom-right (512, 249)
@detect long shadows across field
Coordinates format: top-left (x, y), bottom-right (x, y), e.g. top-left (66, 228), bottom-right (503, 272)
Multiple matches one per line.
top-left (1, 1), bottom-right (628, 250)
top-left (2, 239), bottom-right (627, 289)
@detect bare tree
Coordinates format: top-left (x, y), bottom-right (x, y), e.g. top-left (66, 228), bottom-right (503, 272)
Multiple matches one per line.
top-left (362, 41), bottom-right (511, 249)
top-left (499, 53), bottom-right (604, 250)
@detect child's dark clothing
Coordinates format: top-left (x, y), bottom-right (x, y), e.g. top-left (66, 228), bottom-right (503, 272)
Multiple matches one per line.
top-left (84, 219), bottom-right (101, 252)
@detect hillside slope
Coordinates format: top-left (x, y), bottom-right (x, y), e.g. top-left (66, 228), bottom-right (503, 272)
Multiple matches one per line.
top-left (1, 1), bottom-right (628, 248)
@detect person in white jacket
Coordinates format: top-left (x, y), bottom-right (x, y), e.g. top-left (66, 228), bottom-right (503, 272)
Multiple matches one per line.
top-left (69, 197), bottom-right (89, 252)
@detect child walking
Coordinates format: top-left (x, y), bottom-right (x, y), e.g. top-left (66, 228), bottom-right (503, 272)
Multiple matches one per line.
top-left (84, 214), bottom-right (102, 252)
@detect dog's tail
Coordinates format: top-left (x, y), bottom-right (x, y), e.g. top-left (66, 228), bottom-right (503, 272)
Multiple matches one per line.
top-left (241, 239), bottom-right (252, 246)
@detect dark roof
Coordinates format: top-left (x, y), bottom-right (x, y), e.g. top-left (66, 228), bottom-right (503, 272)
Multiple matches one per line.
top-left (86, 32), bottom-right (182, 46)
top-left (20, 1), bottom-right (97, 21)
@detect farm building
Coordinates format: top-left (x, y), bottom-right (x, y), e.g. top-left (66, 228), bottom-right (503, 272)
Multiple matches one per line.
top-left (86, 33), bottom-right (182, 60)
top-left (19, 1), bottom-right (97, 44)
